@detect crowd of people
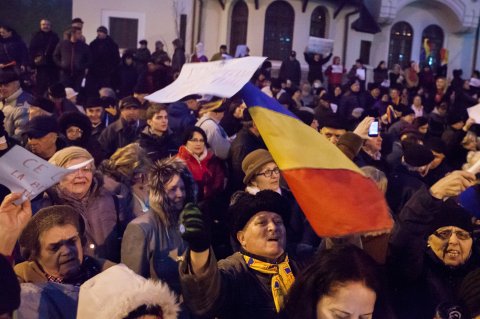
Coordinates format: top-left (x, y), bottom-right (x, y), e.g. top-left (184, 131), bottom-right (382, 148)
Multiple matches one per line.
top-left (1, 16), bottom-right (480, 319)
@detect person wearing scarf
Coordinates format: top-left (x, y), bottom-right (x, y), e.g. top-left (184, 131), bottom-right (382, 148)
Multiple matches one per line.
top-left (179, 190), bottom-right (299, 318)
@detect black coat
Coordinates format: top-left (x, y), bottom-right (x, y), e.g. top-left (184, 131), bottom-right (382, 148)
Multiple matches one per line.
top-left (89, 36), bottom-right (120, 78)
top-left (53, 40), bottom-right (91, 73)
top-left (279, 58), bottom-right (301, 85)
top-left (387, 187), bottom-right (480, 319)
top-left (29, 30), bottom-right (59, 67)
top-left (0, 34), bottom-right (28, 66)
top-left (303, 52), bottom-right (332, 84)
top-left (137, 127), bottom-right (179, 162)
top-left (386, 165), bottom-right (426, 217)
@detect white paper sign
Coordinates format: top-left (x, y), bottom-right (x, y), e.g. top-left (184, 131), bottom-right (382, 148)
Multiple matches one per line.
top-left (306, 37), bottom-right (334, 55)
top-left (467, 103), bottom-right (480, 124)
top-left (145, 56), bottom-right (267, 103)
top-left (0, 145), bottom-right (93, 204)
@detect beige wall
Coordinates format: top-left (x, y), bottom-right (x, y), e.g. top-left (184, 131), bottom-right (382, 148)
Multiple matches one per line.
top-left (73, 0), bottom-right (194, 56)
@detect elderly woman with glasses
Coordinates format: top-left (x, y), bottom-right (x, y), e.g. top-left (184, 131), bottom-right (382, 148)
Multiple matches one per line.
top-left (35, 146), bottom-right (125, 262)
top-left (176, 126), bottom-right (225, 202)
top-left (387, 170), bottom-right (480, 319)
top-left (238, 149), bottom-right (319, 260)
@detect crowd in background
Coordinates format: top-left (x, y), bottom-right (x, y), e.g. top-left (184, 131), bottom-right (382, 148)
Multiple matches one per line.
top-left (1, 16), bottom-right (480, 319)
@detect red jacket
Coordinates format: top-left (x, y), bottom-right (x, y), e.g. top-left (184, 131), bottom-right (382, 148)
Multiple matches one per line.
top-left (177, 146), bottom-right (225, 200)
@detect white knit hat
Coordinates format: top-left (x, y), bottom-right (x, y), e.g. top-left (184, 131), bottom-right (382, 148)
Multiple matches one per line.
top-left (77, 264), bottom-right (179, 319)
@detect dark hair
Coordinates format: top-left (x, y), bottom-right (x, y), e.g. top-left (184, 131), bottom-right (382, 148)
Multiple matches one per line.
top-left (220, 44), bottom-right (227, 50)
top-left (181, 126), bottom-right (209, 147)
top-left (146, 103), bottom-right (167, 120)
top-left (123, 304), bottom-right (163, 319)
top-left (281, 245), bottom-right (385, 319)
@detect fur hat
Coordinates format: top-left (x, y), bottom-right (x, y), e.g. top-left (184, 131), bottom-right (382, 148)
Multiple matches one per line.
top-left (0, 254), bottom-right (20, 314)
top-left (58, 111), bottom-right (92, 144)
top-left (77, 264), bottom-right (179, 319)
top-left (242, 149), bottom-right (274, 185)
top-left (18, 205), bottom-right (86, 260)
top-left (229, 190), bottom-right (290, 238)
top-left (25, 115), bottom-right (58, 138)
top-left (49, 146), bottom-right (93, 168)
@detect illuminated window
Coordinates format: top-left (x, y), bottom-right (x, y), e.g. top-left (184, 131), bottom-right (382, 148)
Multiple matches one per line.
top-left (263, 1), bottom-right (295, 60)
top-left (388, 21), bottom-right (413, 68)
top-left (229, 0), bottom-right (248, 56)
top-left (420, 25), bottom-right (444, 70)
top-left (310, 6), bottom-right (327, 38)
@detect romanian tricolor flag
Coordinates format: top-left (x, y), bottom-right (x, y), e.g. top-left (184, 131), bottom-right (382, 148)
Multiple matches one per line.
top-left (239, 83), bottom-right (393, 237)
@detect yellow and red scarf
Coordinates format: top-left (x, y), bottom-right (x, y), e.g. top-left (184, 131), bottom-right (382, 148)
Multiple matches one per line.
top-left (242, 254), bottom-right (295, 312)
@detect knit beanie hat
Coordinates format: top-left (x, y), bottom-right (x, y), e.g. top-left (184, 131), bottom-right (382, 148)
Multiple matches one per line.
top-left (402, 142), bottom-right (434, 167)
top-left (458, 268), bottom-right (480, 318)
top-left (229, 190), bottom-right (290, 238)
top-left (49, 146), bottom-right (93, 168)
top-left (429, 199), bottom-right (474, 236)
top-left (77, 264), bottom-right (179, 319)
top-left (0, 254), bottom-right (20, 315)
top-left (242, 149), bottom-right (274, 185)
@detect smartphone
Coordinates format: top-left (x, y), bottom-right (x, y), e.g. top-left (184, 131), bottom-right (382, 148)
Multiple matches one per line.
top-left (368, 120), bottom-right (379, 137)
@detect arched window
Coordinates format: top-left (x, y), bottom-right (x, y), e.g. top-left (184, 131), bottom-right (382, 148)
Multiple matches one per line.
top-left (310, 6), bottom-right (327, 38)
top-left (229, 0), bottom-right (248, 56)
top-left (420, 25), bottom-right (444, 71)
top-left (263, 1), bottom-right (294, 60)
top-left (387, 21), bottom-right (413, 69)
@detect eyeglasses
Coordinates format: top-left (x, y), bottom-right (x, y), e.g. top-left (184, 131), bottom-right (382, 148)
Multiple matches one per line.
top-left (188, 138), bottom-right (205, 143)
top-left (66, 127), bottom-right (83, 135)
top-left (434, 229), bottom-right (471, 240)
top-left (256, 167), bottom-right (280, 178)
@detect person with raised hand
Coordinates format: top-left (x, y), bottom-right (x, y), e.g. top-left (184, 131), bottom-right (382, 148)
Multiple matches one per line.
top-left (179, 190), bottom-right (300, 319)
top-left (0, 193), bottom-right (32, 256)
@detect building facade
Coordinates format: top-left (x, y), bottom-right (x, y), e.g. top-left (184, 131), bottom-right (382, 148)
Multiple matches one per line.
top-left (75, 0), bottom-right (480, 80)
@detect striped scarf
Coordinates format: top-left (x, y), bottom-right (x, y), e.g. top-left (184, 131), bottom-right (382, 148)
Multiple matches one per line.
top-left (242, 254), bottom-right (295, 312)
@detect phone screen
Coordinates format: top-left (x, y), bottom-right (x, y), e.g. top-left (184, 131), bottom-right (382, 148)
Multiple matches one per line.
top-left (368, 121), bottom-right (379, 137)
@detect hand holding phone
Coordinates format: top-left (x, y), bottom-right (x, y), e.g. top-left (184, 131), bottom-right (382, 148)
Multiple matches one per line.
top-left (368, 120), bottom-right (379, 137)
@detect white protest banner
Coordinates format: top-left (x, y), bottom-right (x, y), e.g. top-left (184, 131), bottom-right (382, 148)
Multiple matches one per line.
top-left (0, 145), bottom-right (93, 204)
top-left (467, 103), bottom-right (480, 124)
top-left (306, 37), bottom-right (334, 55)
top-left (145, 56), bottom-right (266, 103)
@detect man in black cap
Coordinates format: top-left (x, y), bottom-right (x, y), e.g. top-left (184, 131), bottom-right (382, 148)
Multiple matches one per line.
top-left (151, 40), bottom-right (169, 64)
top-left (179, 190), bottom-right (300, 318)
top-left (135, 39), bottom-right (151, 74)
top-left (24, 115), bottom-right (66, 160)
top-left (53, 26), bottom-right (91, 91)
top-left (0, 67), bottom-right (32, 141)
top-left (279, 50), bottom-right (301, 86)
top-left (47, 82), bottom-right (79, 116)
top-left (84, 97), bottom-right (109, 141)
top-left (386, 141), bottom-right (434, 216)
top-left (98, 96), bottom-right (145, 158)
top-left (29, 19), bottom-right (60, 95)
top-left (87, 26), bottom-right (120, 96)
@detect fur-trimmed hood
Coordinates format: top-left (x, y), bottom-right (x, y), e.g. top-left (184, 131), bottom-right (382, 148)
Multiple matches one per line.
top-left (77, 264), bottom-right (179, 319)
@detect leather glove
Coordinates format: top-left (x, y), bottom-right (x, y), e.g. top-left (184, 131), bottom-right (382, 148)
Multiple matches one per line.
top-left (179, 203), bottom-right (210, 252)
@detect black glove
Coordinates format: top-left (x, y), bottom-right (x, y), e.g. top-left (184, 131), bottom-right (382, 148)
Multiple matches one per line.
top-left (179, 203), bottom-right (210, 252)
